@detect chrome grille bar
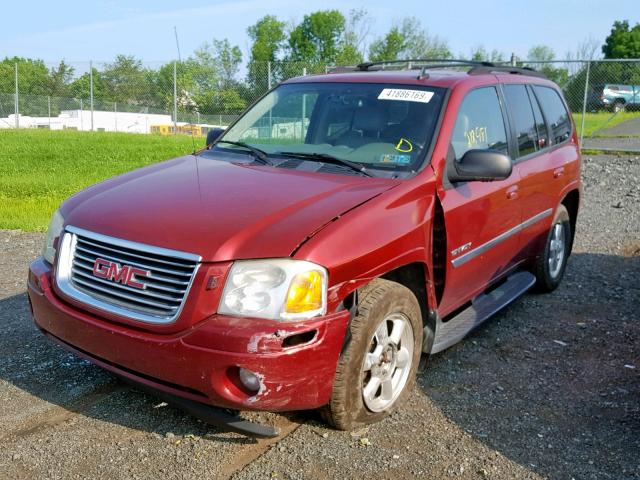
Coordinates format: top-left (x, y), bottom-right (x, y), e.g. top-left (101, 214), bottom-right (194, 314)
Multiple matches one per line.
top-left (74, 247), bottom-right (193, 276)
top-left (71, 276), bottom-right (181, 310)
top-left (71, 263), bottom-right (187, 294)
top-left (56, 226), bottom-right (201, 325)
top-left (75, 237), bottom-right (196, 268)
top-left (71, 256), bottom-right (190, 286)
top-left (71, 268), bottom-right (185, 303)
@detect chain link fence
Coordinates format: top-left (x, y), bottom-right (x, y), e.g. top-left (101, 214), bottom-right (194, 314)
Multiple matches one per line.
top-left (517, 59), bottom-right (640, 145)
top-left (0, 60), bottom-right (325, 135)
top-left (1, 58), bottom-right (639, 142)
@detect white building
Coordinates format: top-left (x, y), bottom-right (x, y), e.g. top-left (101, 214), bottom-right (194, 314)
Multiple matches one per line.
top-left (0, 109), bottom-right (174, 134)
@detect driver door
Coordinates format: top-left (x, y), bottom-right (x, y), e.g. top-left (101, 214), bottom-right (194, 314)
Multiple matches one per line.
top-left (437, 86), bottom-right (522, 317)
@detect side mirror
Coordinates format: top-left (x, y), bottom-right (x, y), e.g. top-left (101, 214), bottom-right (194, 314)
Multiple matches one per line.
top-left (206, 128), bottom-right (225, 146)
top-left (449, 149), bottom-right (512, 182)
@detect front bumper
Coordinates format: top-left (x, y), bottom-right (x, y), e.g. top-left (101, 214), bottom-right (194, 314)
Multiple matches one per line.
top-left (27, 257), bottom-right (350, 412)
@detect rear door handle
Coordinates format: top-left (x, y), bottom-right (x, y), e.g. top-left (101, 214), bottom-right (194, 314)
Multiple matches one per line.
top-left (506, 185), bottom-right (519, 200)
top-left (553, 167), bottom-right (565, 178)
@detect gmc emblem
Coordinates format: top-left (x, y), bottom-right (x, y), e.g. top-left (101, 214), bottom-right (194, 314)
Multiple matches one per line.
top-left (92, 258), bottom-right (151, 289)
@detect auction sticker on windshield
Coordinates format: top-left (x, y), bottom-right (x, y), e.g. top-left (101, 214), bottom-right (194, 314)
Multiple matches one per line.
top-left (378, 88), bottom-right (434, 103)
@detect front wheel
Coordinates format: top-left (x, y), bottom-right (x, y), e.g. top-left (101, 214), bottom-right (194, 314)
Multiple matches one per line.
top-left (321, 279), bottom-right (423, 430)
top-left (534, 204), bottom-right (571, 292)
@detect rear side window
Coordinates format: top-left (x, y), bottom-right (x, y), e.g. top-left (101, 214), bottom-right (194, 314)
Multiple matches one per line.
top-left (533, 86), bottom-right (572, 144)
top-left (528, 86), bottom-right (549, 149)
top-left (504, 84), bottom-right (538, 157)
top-left (451, 87), bottom-right (508, 160)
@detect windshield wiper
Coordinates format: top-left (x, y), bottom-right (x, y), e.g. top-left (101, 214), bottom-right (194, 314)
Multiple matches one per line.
top-left (276, 151), bottom-right (373, 177)
top-left (215, 140), bottom-right (272, 166)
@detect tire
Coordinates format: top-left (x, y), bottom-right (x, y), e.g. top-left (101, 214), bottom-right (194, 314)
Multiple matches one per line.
top-left (534, 204), bottom-right (571, 292)
top-left (613, 100), bottom-right (626, 113)
top-left (321, 279), bottom-right (423, 430)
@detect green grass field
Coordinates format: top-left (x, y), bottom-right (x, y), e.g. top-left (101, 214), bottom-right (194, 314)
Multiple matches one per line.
top-left (573, 111), bottom-right (640, 137)
top-left (0, 130), bottom-right (199, 231)
top-left (2, 116), bottom-right (637, 232)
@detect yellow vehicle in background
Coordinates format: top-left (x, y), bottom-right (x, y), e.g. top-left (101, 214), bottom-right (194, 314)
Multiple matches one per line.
top-left (150, 124), bottom-right (174, 135)
top-left (151, 124), bottom-right (223, 136)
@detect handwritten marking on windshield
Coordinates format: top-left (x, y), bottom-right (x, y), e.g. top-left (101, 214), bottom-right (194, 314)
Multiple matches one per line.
top-left (395, 138), bottom-right (413, 153)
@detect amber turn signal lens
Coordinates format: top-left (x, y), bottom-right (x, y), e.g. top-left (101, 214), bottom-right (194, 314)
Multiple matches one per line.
top-left (284, 271), bottom-right (323, 314)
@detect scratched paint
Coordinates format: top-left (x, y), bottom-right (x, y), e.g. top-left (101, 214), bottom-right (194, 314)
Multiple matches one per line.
top-left (246, 372), bottom-right (267, 403)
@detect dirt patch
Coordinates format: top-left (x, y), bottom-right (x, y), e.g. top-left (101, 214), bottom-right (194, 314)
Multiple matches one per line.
top-left (623, 242), bottom-right (640, 257)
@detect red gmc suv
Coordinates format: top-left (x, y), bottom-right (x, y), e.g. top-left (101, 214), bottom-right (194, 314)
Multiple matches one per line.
top-left (28, 60), bottom-right (581, 437)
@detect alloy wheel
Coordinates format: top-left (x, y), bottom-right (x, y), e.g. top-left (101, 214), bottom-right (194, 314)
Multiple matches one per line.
top-left (548, 223), bottom-right (566, 279)
top-left (361, 312), bottom-right (414, 412)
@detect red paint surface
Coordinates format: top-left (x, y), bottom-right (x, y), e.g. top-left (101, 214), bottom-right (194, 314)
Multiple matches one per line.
top-left (30, 258), bottom-right (349, 411)
top-left (28, 69), bottom-right (582, 411)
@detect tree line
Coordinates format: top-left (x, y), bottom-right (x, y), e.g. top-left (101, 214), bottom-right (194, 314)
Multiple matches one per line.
top-left (1, 13), bottom-right (639, 117)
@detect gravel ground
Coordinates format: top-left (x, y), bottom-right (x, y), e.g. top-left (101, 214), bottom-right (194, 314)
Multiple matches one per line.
top-left (0, 154), bottom-right (638, 479)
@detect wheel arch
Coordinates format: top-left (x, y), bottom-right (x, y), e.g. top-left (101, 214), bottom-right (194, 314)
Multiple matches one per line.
top-left (380, 262), bottom-right (436, 353)
top-left (561, 188), bottom-right (580, 253)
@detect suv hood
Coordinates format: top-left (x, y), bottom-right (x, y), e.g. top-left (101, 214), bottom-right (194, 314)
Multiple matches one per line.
top-left (61, 155), bottom-right (397, 262)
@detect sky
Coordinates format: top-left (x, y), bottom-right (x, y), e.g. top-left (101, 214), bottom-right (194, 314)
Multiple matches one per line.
top-left (0, 0), bottom-right (637, 67)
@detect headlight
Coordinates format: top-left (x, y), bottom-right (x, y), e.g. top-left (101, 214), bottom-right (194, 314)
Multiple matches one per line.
top-left (42, 209), bottom-right (65, 264)
top-left (218, 259), bottom-right (327, 321)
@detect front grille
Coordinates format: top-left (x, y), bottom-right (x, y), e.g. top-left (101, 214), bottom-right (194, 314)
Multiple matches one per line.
top-left (56, 226), bottom-right (201, 324)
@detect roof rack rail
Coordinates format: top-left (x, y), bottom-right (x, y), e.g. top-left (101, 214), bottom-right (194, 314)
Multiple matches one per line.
top-left (356, 58), bottom-right (494, 71)
top-left (347, 59), bottom-right (546, 80)
top-left (327, 66), bottom-right (359, 73)
top-left (468, 65), bottom-right (547, 79)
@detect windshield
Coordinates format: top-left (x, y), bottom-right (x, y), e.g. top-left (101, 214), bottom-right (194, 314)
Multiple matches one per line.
top-left (212, 82), bottom-right (446, 177)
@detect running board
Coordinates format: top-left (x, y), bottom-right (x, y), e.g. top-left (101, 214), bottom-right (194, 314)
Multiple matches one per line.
top-left (431, 271), bottom-right (536, 354)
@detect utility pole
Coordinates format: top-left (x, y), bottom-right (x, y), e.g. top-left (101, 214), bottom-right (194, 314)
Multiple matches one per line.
top-left (173, 27), bottom-right (182, 135)
top-left (174, 26), bottom-right (182, 62)
top-left (89, 60), bottom-right (94, 131)
top-left (173, 61), bottom-right (178, 134)
top-left (14, 62), bottom-right (19, 128)
top-left (580, 61), bottom-right (591, 144)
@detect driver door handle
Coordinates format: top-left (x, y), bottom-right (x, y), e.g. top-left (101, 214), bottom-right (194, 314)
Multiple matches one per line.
top-left (506, 185), bottom-right (519, 200)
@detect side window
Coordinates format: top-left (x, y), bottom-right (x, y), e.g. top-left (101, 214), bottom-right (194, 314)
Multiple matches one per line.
top-left (533, 86), bottom-right (572, 144)
top-left (451, 87), bottom-right (508, 161)
top-left (528, 86), bottom-right (549, 149)
top-left (504, 84), bottom-right (538, 157)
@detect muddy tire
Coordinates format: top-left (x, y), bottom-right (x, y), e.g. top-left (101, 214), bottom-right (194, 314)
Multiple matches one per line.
top-left (534, 204), bottom-right (571, 292)
top-left (321, 279), bottom-right (423, 430)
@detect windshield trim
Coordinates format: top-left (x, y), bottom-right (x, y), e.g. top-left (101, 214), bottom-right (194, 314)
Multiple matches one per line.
top-left (212, 81), bottom-right (450, 179)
